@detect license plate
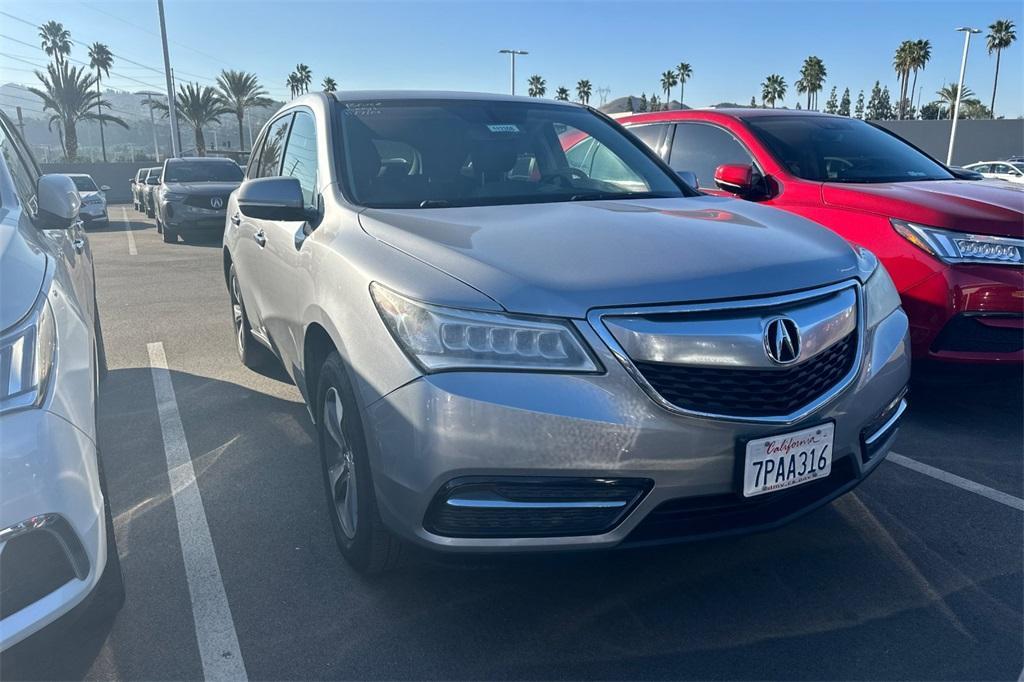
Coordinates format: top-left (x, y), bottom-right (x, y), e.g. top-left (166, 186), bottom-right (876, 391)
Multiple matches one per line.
top-left (743, 423), bottom-right (834, 497)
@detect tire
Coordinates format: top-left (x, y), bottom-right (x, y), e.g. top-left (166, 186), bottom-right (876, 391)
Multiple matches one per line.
top-left (162, 229), bottom-right (176, 243)
top-left (317, 353), bottom-right (405, 574)
top-left (228, 264), bottom-right (270, 369)
top-left (93, 456), bottom-right (125, 615)
top-left (155, 217), bottom-right (163, 234)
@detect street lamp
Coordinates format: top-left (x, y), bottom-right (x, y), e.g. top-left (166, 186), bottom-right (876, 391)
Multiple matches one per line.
top-left (136, 90), bottom-right (165, 162)
top-left (947, 26), bottom-right (981, 165)
top-left (498, 49), bottom-right (528, 96)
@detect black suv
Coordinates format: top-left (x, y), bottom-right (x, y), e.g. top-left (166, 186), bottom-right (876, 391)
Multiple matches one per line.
top-left (154, 157), bottom-right (243, 243)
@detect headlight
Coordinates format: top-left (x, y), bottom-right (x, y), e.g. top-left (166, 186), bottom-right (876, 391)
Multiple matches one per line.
top-left (892, 219), bottom-right (1023, 265)
top-left (0, 294), bottom-right (56, 414)
top-left (370, 283), bottom-right (599, 372)
top-left (859, 249), bottom-right (902, 329)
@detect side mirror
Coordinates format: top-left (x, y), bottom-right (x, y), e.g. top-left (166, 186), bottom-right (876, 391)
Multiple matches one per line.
top-left (36, 174), bottom-right (81, 229)
top-left (713, 163), bottom-right (757, 195)
top-left (237, 176), bottom-right (308, 221)
top-left (129, 178), bottom-right (135, 184)
top-left (675, 170), bottom-right (699, 188)
top-left (947, 165), bottom-right (984, 181)
top-left (100, 184), bottom-right (111, 191)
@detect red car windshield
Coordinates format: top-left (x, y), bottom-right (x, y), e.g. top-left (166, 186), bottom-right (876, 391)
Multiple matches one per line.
top-left (746, 115), bottom-right (954, 184)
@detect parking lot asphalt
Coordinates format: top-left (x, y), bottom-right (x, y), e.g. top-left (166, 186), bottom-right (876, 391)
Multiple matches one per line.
top-left (3, 206), bottom-right (1022, 681)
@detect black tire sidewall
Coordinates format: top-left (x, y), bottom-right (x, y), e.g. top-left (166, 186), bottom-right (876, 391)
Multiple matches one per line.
top-left (316, 354), bottom-right (379, 566)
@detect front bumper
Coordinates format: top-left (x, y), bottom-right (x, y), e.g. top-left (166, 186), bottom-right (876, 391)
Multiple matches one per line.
top-left (161, 201), bottom-right (227, 232)
top-left (0, 409), bottom-right (105, 651)
top-left (901, 263), bottom-right (1024, 363)
top-left (79, 204), bottom-right (107, 223)
top-left (364, 307), bottom-right (911, 552)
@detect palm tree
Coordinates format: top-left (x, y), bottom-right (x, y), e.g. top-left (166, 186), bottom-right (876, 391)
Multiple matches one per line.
top-left (660, 70), bottom-right (678, 110)
top-left (216, 70), bottom-right (272, 153)
top-left (936, 82), bottom-right (979, 119)
top-left (987, 19), bottom-right (1017, 117)
top-left (576, 79), bottom-right (592, 105)
top-left (286, 72), bottom-right (301, 99)
top-left (29, 62), bottom-right (127, 161)
top-left (893, 40), bottom-right (914, 118)
top-left (908, 39), bottom-right (932, 117)
top-left (87, 42), bottom-right (113, 162)
top-left (761, 74), bottom-right (786, 108)
top-left (675, 62), bottom-right (692, 105)
top-left (798, 56), bottom-right (826, 109)
top-left (554, 86), bottom-right (570, 101)
top-left (39, 21), bottom-right (72, 66)
top-left (295, 63), bottom-right (312, 93)
top-left (153, 82), bottom-right (231, 156)
top-left (321, 76), bottom-right (338, 93)
top-left (527, 74), bottom-right (546, 97)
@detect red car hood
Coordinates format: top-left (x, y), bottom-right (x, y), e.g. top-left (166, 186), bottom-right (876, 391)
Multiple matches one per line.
top-left (821, 179), bottom-right (1024, 237)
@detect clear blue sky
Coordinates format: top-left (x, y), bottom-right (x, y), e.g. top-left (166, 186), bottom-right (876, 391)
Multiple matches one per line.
top-left (2, 0), bottom-right (1022, 116)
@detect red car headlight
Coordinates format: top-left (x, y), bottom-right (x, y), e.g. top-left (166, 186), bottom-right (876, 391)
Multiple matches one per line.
top-left (891, 219), bottom-right (1023, 265)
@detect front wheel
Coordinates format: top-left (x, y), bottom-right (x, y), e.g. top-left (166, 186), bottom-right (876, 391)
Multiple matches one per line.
top-left (317, 353), bottom-right (405, 574)
top-left (228, 264), bottom-right (269, 369)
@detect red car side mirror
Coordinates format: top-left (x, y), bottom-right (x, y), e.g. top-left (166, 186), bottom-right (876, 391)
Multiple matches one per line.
top-left (714, 164), bottom-right (755, 195)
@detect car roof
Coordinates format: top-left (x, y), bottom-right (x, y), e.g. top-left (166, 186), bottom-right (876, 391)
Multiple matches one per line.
top-left (167, 156), bottom-right (238, 163)
top-left (302, 90), bottom-right (583, 108)
top-left (67, 173), bottom-right (93, 179)
top-left (619, 107), bottom-right (852, 124)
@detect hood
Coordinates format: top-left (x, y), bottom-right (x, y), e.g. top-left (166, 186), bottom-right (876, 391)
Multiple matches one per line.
top-left (821, 179), bottom-right (1024, 237)
top-left (0, 212), bottom-right (47, 331)
top-left (359, 196), bottom-right (861, 318)
top-left (165, 181), bottom-right (241, 195)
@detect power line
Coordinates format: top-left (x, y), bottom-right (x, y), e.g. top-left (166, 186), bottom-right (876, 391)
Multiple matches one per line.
top-left (0, 35), bottom-right (167, 90)
top-left (0, 88), bottom-right (151, 119)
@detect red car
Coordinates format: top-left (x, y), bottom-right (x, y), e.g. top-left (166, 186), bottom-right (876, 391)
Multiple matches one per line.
top-left (608, 109), bottom-right (1024, 363)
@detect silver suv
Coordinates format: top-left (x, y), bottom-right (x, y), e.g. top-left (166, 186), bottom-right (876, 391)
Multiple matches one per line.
top-left (224, 92), bottom-right (910, 572)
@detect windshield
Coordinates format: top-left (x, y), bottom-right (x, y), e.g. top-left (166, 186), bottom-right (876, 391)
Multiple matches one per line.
top-left (335, 99), bottom-right (685, 208)
top-left (745, 115), bottom-right (954, 183)
top-left (71, 176), bottom-right (98, 191)
top-left (164, 162), bottom-right (243, 183)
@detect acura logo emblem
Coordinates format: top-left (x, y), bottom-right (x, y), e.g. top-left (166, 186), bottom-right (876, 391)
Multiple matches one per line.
top-left (764, 317), bottom-right (801, 364)
top-left (210, 197), bottom-right (224, 209)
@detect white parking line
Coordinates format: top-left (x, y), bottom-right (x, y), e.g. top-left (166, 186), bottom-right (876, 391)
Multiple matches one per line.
top-left (148, 342), bottom-right (248, 681)
top-left (888, 452), bottom-right (1024, 512)
top-left (122, 206), bottom-right (137, 255)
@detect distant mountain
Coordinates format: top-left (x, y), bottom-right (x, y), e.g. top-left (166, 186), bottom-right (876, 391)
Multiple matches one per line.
top-left (599, 96), bottom-right (691, 114)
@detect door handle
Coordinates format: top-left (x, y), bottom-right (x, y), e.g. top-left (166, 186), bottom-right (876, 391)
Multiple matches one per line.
top-left (72, 238), bottom-right (85, 253)
top-left (253, 230), bottom-right (267, 247)
top-left (231, 212), bottom-right (241, 226)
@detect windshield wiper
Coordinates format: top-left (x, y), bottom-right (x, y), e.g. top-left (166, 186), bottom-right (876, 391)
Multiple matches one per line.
top-left (568, 193), bottom-right (607, 201)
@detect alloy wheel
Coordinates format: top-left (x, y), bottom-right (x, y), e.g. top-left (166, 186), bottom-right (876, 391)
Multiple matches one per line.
top-left (323, 386), bottom-right (358, 539)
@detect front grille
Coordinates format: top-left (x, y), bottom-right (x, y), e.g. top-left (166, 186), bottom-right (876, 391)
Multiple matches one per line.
top-left (184, 194), bottom-right (230, 209)
top-left (931, 314), bottom-right (1024, 354)
top-left (634, 333), bottom-right (856, 418)
top-left (625, 456), bottom-right (858, 545)
top-left (425, 477), bottom-right (651, 538)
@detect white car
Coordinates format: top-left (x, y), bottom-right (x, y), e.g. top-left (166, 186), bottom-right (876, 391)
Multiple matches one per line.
top-left (0, 113), bottom-right (123, 651)
top-left (963, 161), bottom-right (1024, 184)
top-left (68, 174), bottom-right (110, 226)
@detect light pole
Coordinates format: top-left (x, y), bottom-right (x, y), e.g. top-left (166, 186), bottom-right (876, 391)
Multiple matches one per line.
top-left (947, 26), bottom-right (980, 165)
top-left (157, 0), bottom-right (180, 158)
top-left (137, 90), bottom-right (164, 162)
top-left (498, 49), bottom-right (528, 96)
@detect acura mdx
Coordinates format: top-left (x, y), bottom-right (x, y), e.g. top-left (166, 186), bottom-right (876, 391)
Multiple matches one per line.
top-left (224, 92), bottom-right (910, 572)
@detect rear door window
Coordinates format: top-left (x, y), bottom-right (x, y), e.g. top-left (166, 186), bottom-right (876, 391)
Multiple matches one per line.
top-left (669, 122), bottom-right (754, 188)
top-left (628, 123), bottom-right (669, 158)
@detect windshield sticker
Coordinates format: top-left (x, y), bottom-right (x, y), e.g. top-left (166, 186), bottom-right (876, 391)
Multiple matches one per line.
top-left (487, 124), bottom-right (520, 133)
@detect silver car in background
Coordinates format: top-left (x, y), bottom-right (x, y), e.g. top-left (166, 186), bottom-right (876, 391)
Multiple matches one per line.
top-left (0, 113), bottom-right (123, 651)
top-left (67, 174), bottom-right (110, 227)
top-left (224, 92), bottom-right (910, 573)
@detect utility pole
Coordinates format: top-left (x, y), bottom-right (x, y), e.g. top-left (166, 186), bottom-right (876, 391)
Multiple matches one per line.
top-left (498, 49), bottom-right (528, 96)
top-left (947, 26), bottom-right (980, 165)
top-left (157, 0), bottom-right (180, 158)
